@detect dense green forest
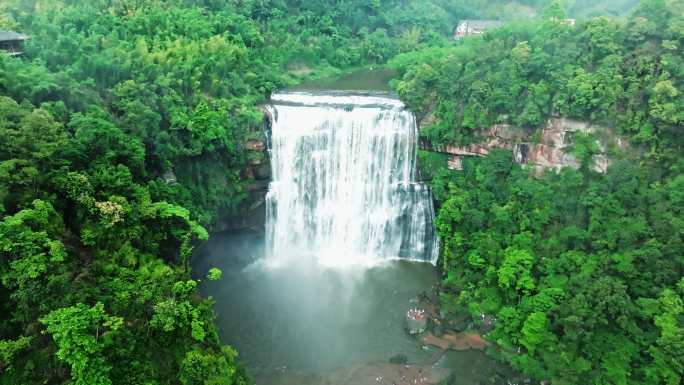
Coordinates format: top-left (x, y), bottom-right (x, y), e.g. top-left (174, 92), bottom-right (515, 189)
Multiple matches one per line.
top-left (392, 0), bottom-right (683, 384)
top-left (0, 0), bottom-right (524, 384)
top-left (0, 0), bottom-right (682, 384)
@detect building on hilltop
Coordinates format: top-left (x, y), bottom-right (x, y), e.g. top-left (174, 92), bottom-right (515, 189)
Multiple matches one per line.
top-left (453, 20), bottom-right (504, 40)
top-left (0, 31), bottom-right (29, 56)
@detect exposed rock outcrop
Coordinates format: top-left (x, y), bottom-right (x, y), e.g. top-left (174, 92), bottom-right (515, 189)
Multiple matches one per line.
top-left (162, 169), bottom-right (178, 184)
top-left (422, 331), bottom-right (490, 351)
top-left (420, 118), bottom-right (627, 174)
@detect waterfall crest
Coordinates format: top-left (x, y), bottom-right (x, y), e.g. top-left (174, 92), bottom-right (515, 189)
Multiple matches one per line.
top-left (265, 92), bottom-right (438, 268)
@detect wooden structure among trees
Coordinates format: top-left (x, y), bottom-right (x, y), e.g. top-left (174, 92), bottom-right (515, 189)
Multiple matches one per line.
top-left (0, 31), bottom-right (29, 56)
top-left (453, 20), bottom-right (504, 39)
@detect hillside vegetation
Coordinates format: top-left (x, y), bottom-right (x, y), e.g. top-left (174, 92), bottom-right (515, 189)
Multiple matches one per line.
top-left (392, 1), bottom-right (684, 383)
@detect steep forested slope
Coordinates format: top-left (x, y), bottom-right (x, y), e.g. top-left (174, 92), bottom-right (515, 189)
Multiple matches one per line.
top-left (392, 1), bottom-right (684, 384)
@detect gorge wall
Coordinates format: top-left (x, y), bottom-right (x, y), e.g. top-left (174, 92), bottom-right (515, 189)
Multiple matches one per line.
top-left (215, 109), bottom-right (629, 234)
top-left (212, 109), bottom-right (272, 233)
top-left (419, 117), bottom-right (629, 174)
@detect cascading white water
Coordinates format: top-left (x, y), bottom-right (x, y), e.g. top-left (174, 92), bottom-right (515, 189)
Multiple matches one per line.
top-left (265, 92), bottom-right (438, 268)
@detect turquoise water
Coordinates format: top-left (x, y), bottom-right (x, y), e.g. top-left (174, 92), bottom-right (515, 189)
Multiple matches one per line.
top-left (194, 231), bottom-right (513, 385)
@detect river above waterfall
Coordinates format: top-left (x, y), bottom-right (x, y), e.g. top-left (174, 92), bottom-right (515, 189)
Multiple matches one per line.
top-left (291, 68), bottom-right (397, 91)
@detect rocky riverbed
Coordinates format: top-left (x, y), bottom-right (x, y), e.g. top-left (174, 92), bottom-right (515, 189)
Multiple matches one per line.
top-left (404, 285), bottom-right (492, 352)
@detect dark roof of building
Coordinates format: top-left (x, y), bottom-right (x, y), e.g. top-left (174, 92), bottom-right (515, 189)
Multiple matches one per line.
top-left (458, 20), bottom-right (504, 30)
top-left (0, 31), bottom-right (29, 42)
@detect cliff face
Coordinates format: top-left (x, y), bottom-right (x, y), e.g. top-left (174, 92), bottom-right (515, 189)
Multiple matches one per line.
top-left (420, 118), bottom-right (627, 174)
top-left (213, 108), bottom-right (272, 233)
top-left (214, 114), bottom-right (626, 232)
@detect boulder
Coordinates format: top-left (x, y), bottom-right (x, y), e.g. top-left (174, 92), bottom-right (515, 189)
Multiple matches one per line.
top-left (406, 308), bottom-right (428, 335)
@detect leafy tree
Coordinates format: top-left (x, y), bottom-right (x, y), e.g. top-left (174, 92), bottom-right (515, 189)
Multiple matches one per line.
top-left (41, 302), bottom-right (123, 385)
top-left (0, 336), bottom-right (32, 371)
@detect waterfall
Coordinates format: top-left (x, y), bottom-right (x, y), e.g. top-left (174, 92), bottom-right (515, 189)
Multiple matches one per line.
top-left (265, 92), bottom-right (438, 268)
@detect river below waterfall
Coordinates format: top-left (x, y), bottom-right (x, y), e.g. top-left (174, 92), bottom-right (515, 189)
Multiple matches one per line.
top-left (195, 231), bottom-right (511, 385)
